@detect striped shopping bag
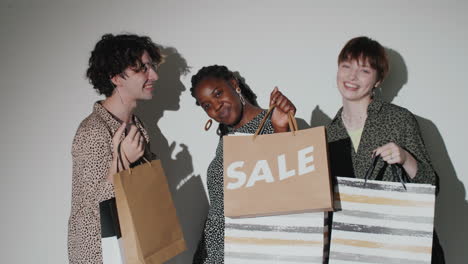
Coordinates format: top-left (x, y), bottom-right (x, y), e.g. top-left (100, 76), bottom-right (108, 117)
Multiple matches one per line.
top-left (225, 213), bottom-right (326, 264)
top-left (328, 177), bottom-right (436, 264)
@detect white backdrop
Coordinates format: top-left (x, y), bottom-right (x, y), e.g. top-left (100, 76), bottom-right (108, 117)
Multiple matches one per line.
top-left (1, 0), bottom-right (467, 263)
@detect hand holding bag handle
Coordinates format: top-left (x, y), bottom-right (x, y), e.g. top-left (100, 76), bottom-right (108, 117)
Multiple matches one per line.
top-left (114, 118), bottom-right (153, 173)
top-left (253, 104), bottom-right (298, 140)
top-left (364, 154), bottom-right (407, 190)
top-left (116, 139), bottom-right (152, 175)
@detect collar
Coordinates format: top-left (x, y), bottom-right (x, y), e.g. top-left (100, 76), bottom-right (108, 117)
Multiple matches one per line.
top-left (93, 101), bottom-right (125, 132)
top-left (331, 99), bottom-right (385, 124)
top-left (226, 110), bottom-right (267, 133)
top-left (92, 101), bottom-right (151, 148)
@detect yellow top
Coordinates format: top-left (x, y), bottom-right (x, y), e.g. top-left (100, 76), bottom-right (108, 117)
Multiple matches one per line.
top-left (347, 127), bottom-right (364, 152)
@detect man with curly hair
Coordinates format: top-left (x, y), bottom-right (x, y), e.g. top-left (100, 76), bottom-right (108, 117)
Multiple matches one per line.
top-left (68, 34), bottom-right (161, 263)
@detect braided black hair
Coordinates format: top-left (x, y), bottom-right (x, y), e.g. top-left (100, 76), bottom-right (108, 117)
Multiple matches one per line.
top-left (190, 65), bottom-right (259, 137)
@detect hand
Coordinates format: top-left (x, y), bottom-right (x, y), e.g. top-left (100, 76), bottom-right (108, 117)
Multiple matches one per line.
top-left (270, 86), bottom-right (296, 132)
top-left (373, 142), bottom-right (419, 178)
top-left (120, 124), bottom-right (145, 164)
top-left (107, 123), bottom-right (126, 183)
top-left (373, 142), bottom-right (408, 165)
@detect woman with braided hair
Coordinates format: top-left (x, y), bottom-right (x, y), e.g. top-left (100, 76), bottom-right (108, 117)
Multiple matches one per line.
top-left (190, 65), bottom-right (296, 263)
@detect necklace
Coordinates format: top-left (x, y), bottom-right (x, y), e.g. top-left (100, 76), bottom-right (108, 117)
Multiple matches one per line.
top-left (341, 111), bottom-right (366, 130)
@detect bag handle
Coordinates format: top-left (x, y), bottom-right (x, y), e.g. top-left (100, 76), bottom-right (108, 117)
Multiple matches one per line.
top-left (364, 154), bottom-right (407, 190)
top-left (116, 140), bottom-right (125, 173)
top-left (288, 111), bottom-right (298, 132)
top-left (253, 104), bottom-right (298, 140)
top-left (129, 118), bottom-right (152, 167)
top-left (116, 139), bottom-right (152, 175)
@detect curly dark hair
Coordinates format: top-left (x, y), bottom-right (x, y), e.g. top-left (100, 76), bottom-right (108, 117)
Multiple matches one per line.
top-left (190, 65), bottom-right (259, 136)
top-left (86, 33), bottom-right (162, 97)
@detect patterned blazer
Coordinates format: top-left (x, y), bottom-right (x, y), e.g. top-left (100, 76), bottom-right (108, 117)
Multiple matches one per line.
top-left (326, 99), bottom-right (436, 185)
top-left (68, 102), bottom-right (154, 264)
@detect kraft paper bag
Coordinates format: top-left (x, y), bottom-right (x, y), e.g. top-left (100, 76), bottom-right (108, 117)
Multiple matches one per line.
top-left (223, 109), bottom-right (333, 218)
top-left (328, 177), bottom-right (436, 264)
top-left (114, 155), bottom-right (186, 264)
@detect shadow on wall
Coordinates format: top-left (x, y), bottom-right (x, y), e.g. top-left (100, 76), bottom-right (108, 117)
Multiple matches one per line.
top-left (309, 47), bottom-right (468, 263)
top-left (310, 105), bottom-right (333, 128)
top-left (135, 46), bottom-right (209, 264)
top-left (380, 48), bottom-right (468, 264)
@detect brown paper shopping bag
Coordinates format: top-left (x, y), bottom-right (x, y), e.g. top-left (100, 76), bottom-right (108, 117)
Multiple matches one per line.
top-left (113, 147), bottom-right (186, 264)
top-left (223, 107), bottom-right (333, 218)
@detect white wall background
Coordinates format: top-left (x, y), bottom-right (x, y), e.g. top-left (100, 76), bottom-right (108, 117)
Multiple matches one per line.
top-left (1, 0), bottom-right (467, 263)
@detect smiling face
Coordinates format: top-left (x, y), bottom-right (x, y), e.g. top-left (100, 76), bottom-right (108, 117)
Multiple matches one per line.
top-left (337, 58), bottom-right (380, 102)
top-left (194, 77), bottom-right (243, 126)
top-left (115, 51), bottom-right (159, 102)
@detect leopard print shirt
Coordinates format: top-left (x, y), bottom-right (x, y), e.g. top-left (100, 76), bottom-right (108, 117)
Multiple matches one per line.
top-left (193, 110), bottom-right (274, 264)
top-left (326, 99), bottom-right (436, 185)
top-left (68, 102), bottom-right (154, 264)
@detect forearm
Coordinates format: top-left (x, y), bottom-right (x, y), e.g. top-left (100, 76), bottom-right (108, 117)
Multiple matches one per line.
top-left (76, 156), bottom-right (116, 206)
top-left (401, 111), bottom-right (436, 184)
top-left (402, 151), bottom-right (418, 179)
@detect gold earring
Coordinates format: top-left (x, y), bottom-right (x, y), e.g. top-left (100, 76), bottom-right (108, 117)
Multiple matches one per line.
top-left (205, 119), bottom-right (213, 131)
top-left (236, 87), bottom-right (246, 105)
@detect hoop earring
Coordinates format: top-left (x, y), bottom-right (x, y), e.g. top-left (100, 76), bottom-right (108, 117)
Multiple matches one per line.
top-left (204, 119), bottom-right (213, 131)
top-left (236, 87), bottom-right (246, 105)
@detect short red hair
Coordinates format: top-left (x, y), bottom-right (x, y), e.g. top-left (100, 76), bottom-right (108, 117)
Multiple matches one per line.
top-left (338, 36), bottom-right (389, 84)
